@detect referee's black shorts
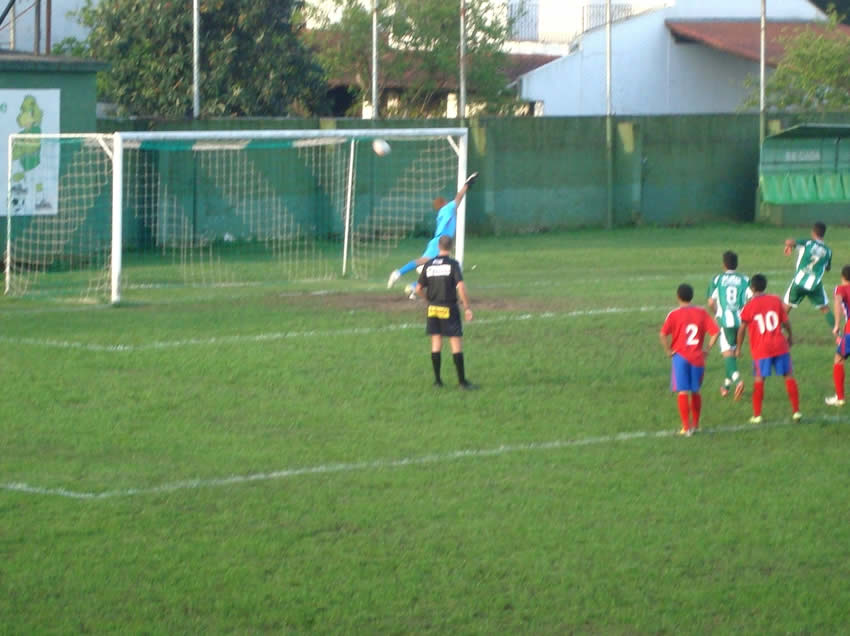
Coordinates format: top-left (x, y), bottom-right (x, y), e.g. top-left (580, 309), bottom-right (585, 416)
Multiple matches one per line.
top-left (426, 304), bottom-right (463, 337)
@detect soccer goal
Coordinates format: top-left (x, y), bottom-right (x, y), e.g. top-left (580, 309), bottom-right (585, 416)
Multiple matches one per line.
top-left (5, 127), bottom-right (469, 303)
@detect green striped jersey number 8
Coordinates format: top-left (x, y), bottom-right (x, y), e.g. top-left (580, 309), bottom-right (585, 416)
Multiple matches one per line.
top-left (726, 286), bottom-right (738, 308)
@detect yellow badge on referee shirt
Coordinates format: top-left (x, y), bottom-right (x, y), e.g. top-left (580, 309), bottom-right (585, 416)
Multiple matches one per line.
top-left (427, 305), bottom-right (450, 319)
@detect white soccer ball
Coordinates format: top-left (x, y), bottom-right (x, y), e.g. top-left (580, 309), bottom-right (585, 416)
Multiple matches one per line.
top-left (372, 139), bottom-right (391, 156)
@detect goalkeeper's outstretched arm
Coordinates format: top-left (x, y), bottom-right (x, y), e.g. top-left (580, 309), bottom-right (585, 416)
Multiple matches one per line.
top-left (453, 172), bottom-right (479, 206)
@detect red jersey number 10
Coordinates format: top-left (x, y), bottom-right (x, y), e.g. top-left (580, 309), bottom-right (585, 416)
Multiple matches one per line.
top-left (753, 311), bottom-right (780, 334)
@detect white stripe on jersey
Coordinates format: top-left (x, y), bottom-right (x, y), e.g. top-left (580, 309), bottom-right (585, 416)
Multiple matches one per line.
top-left (426, 263), bottom-right (452, 277)
top-left (794, 270), bottom-right (816, 290)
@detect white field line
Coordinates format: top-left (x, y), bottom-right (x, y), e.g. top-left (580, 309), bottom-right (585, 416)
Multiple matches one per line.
top-left (0, 306), bottom-right (666, 352)
top-left (472, 269), bottom-right (788, 290)
top-left (0, 269), bottom-right (790, 313)
top-left (0, 289), bottom-right (339, 315)
top-left (3, 414), bottom-right (845, 501)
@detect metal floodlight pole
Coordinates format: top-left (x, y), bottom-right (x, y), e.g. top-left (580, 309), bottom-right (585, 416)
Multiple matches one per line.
top-left (9, 0), bottom-right (15, 49)
top-left (46, 0), bottom-right (51, 53)
top-left (605, 0), bottom-right (614, 230)
top-left (459, 0), bottom-right (467, 120)
top-left (759, 0), bottom-right (766, 148)
top-left (371, 0), bottom-right (378, 119)
top-left (34, 0), bottom-right (40, 54)
top-left (193, 0), bottom-right (200, 118)
top-left (0, 0), bottom-right (17, 37)
top-left (606, 0), bottom-right (612, 118)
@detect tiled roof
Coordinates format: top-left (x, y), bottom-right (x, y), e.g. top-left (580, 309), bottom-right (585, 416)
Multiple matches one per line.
top-left (502, 54), bottom-right (560, 81)
top-left (665, 19), bottom-right (850, 67)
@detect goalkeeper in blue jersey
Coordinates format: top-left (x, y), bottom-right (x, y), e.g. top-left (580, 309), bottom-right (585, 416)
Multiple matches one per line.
top-left (387, 172), bottom-right (478, 297)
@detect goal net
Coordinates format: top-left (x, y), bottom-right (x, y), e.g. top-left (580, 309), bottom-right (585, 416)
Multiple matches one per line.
top-left (5, 128), bottom-right (468, 303)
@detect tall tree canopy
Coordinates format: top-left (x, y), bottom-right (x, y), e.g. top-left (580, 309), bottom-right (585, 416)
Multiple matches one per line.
top-left (306, 0), bottom-right (517, 118)
top-left (811, 1), bottom-right (850, 23)
top-left (744, 10), bottom-right (850, 113)
top-left (57, 0), bottom-right (329, 118)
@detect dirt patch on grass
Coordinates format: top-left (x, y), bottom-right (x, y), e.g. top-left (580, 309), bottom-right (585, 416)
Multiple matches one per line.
top-left (268, 291), bottom-right (559, 314)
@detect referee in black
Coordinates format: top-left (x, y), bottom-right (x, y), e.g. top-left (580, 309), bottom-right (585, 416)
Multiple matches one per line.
top-left (415, 235), bottom-right (475, 389)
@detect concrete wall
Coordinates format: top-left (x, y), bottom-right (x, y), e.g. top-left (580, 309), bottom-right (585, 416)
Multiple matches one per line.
top-left (518, 0), bottom-right (825, 116)
top-left (666, 0), bottom-right (822, 20)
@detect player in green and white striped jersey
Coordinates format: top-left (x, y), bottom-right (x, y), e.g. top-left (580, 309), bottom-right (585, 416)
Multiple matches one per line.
top-left (782, 221), bottom-right (836, 330)
top-left (707, 251), bottom-right (751, 399)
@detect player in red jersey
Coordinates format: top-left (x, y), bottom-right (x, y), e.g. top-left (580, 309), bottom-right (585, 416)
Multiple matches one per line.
top-left (736, 273), bottom-right (801, 423)
top-left (660, 283), bottom-right (720, 436)
top-left (825, 265), bottom-right (850, 406)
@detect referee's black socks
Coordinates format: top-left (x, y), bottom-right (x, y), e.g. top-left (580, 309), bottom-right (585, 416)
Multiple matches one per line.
top-left (453, 352), bottom-right (466, 384)
top-left (431, 352), bottom-right (442, 383)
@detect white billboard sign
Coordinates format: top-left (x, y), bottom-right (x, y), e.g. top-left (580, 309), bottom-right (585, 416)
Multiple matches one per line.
top-left (2, 89), bottom-right (61, 216)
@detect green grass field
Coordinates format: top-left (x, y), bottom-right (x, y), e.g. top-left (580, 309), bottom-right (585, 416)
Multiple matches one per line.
top-left (3, 224), bottom-right (850, 634)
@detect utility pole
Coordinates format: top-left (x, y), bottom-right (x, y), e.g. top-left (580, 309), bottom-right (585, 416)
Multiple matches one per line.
top-left (46, 0), bottom-right (51, 53)
top-left (34, 0), bottom-right (41, 54)
top-left (605, 0), bottom-right (614, 229)
top-left (459, 0), bottom-right (467, 120)
top-left (759, 0), bottom-right (766, 148)
top-left (372, 0), bottom-right (379, 119)
top-left (193, 0), bottom-right (200, 118)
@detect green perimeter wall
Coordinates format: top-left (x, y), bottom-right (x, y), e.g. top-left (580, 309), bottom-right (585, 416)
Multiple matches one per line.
top-left (0, 57), bottom-right (106, 132)
top-left (97, 114), bottom-right (768, 233)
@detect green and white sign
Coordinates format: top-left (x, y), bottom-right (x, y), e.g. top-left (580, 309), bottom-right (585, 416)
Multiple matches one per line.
top-left (2, 89), bottom-right (60, 216)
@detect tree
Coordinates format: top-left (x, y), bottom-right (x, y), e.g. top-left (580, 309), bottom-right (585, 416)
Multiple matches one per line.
top-left (305, 0), bottom-right (518, 118)
top-left (743, 10), bottom-right (850, 113)
top-left (811, 1), bottom-right (850, 24)
top-left (54, 0), bottom-right (329, 118)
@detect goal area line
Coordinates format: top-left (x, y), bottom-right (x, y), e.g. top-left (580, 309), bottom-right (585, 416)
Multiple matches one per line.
top-left (0, 306), bottom-right (666, 352)
top-left (3, 413), bottom-right (843, 501)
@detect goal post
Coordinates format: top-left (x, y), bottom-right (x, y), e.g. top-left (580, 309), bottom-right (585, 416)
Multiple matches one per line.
top-left (4, 127), bottom-right (469, 304)
top-left (6, 133), bottom-right (116, 300)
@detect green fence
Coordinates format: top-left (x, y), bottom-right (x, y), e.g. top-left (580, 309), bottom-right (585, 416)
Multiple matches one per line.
top-left (94, 114), bottom-right (799, 232)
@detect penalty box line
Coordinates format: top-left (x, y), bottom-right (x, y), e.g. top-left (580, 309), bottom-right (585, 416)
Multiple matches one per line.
top-left (3, 413), bottom-right (846, 501)
top-left (0, 306), bottom-right (665, 353)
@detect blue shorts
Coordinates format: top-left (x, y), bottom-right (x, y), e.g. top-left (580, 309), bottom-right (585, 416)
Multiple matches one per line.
top-left (421, 236), bottom-right (441, 259)
top-left (838, 334), bottom-right (850, 359)
top-left (753, 353), bottom-right (792, 378)
top-left (670, 354), bottom-right (705, 393)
